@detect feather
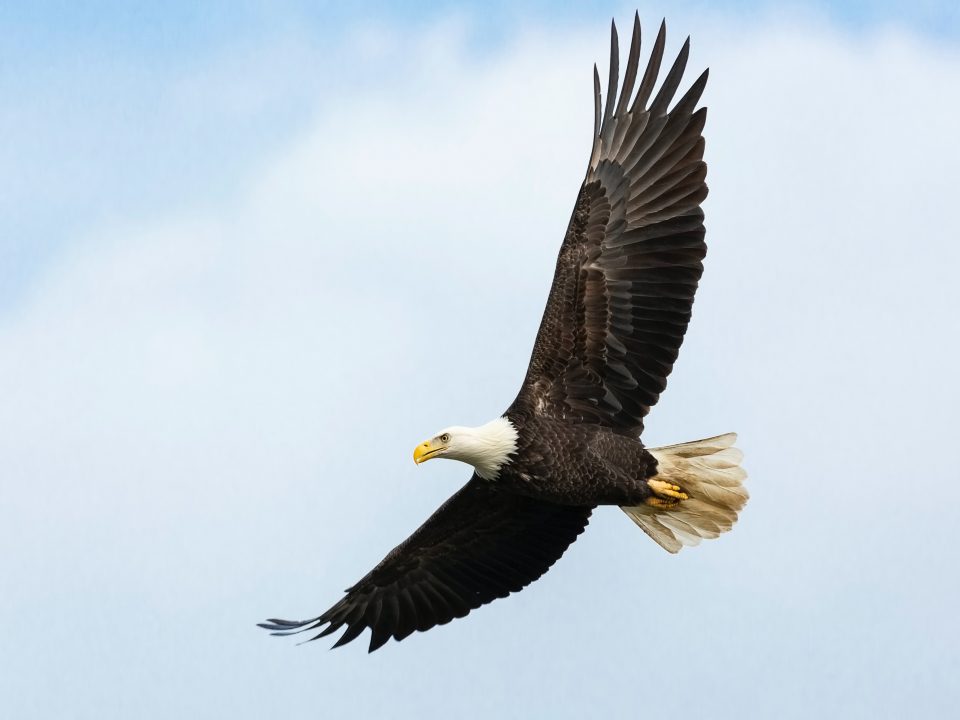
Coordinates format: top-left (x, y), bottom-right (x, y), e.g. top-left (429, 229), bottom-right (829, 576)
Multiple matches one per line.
top-left (623, 434), bottom-right (749, 553)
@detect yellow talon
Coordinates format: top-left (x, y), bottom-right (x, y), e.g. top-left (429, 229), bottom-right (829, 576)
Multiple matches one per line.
top-left (644, 496), bottom-right (677, 508)
top-left (647, 478), bottom-right (689, 505)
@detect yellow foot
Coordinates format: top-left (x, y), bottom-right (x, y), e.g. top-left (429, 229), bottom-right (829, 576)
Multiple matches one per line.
top-left (645, 479), bottom-right (689, 508)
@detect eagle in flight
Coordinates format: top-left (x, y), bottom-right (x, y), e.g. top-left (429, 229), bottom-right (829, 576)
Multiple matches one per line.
top-left (260, 13), bottom-right (748, 653)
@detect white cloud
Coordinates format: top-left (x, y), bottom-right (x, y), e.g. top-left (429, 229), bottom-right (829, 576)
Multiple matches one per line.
top-left (2, 12), bottom-right (959, 719)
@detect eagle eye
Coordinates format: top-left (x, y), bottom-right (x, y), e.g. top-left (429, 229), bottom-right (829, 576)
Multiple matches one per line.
top-left (440, 433), bottom-right (450, 443)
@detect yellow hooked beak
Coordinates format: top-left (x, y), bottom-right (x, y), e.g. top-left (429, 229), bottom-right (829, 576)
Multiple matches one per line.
top-left (413, 439), bottom-right (446, 464)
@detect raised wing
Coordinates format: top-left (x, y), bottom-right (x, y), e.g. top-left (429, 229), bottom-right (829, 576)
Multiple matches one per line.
top-left (510, 16), bottom-right (709, 435)
top-left (260, 478), bottom-right (591, 652)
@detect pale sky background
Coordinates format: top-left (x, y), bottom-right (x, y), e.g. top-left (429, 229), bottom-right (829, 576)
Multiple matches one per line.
top-left (2, 1), bottom-right (959, 718)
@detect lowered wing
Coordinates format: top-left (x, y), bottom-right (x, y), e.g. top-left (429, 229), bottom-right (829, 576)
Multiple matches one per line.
top-left (260, 477), bottom-right (591, 652)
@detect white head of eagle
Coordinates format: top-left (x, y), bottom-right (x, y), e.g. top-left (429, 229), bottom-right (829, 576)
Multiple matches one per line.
top-left (413, 417), bottom-right (519, 480)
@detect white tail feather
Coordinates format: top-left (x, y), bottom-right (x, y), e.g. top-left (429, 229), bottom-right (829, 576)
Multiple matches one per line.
top-left (622, 433), bottom-right (748, 553)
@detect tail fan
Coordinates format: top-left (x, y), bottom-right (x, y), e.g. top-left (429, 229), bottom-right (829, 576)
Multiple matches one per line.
top-left (622, 433), bottom-right (748, 553)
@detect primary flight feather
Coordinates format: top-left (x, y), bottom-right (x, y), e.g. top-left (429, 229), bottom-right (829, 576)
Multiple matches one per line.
top-left (260, 13), bottom-right (747, 653)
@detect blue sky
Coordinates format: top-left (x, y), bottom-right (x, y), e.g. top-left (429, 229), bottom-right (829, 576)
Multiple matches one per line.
top-left (2, 2), bottom-right (960, 718)
top-left (3, 0), bottom-right (958, 310)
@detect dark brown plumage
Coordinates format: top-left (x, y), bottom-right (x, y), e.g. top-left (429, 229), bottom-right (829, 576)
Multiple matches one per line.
top-left (262, 481), bottom-right (592, 652)
top-left (512, 18), bottom-right (707, 435)
top-left (261, 13), bottom-right (745, 653)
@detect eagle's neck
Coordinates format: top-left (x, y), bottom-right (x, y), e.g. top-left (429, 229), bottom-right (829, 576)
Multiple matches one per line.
top-left (462, 417), bottom-right (519, 480)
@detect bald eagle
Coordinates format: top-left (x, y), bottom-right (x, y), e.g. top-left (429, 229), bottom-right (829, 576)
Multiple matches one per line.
top-left (260, 14), bottom-right (747, 652)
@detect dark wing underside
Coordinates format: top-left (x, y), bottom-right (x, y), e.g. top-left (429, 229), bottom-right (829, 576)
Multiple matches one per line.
top-left (260, 478), bottom-right (592, 652)
top-left (510, 15), bottom-right (709, 435)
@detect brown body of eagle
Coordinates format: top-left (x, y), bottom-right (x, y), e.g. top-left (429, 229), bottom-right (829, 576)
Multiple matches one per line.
top-left (260, 13), bottom-right (748, 653)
